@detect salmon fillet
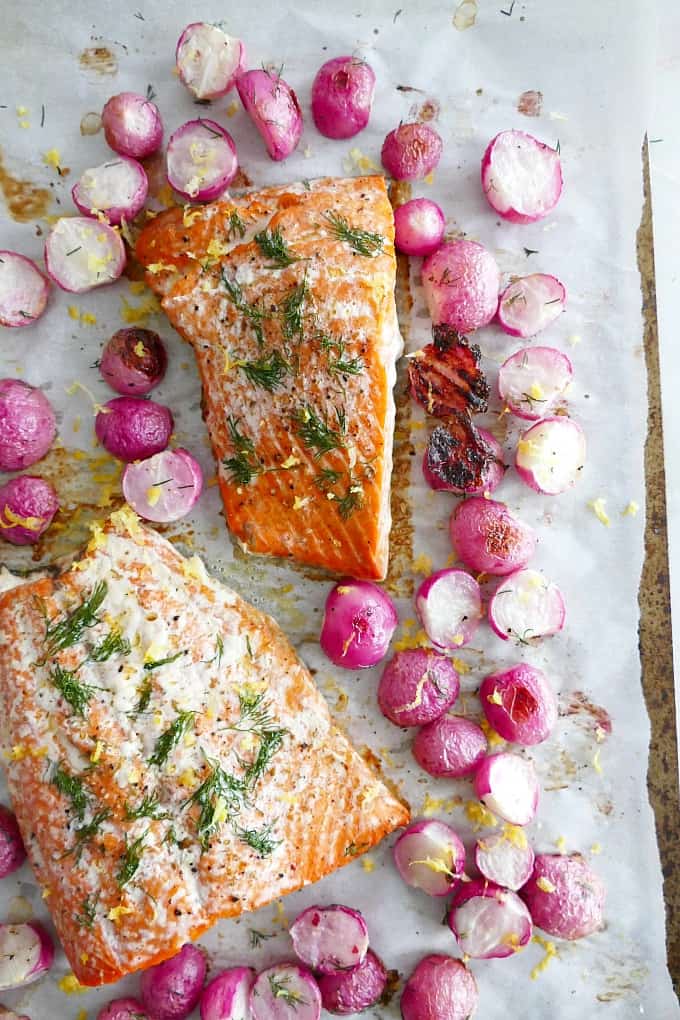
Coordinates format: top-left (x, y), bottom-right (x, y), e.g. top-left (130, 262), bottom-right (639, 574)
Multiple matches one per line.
top-left (0, 507), bottom-right (409, 986)
top-left (136, 176), bottom-right (401, 580)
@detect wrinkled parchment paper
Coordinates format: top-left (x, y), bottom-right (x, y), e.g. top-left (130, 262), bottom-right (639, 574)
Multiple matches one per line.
top-left (1, 1), bottom-right (677, 1015)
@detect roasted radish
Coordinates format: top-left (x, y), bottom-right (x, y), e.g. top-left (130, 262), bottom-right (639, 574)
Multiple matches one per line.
top-left (413, 714), bottom-right (487, 778)
top-left (450, 497), bottom-right (537, 576)
top-left (408, 326), bottom-right (489, 420)
top-left (415, 568), bottom-right (482, 650)
top-left (45, 216), bottom-right (125, 293)
top-left (474, 753), bottom-right (539, 826)
top-left (381, 123), bottom-right (442, 181)
top-left (0, 476), bottom-right (59, 546)
top-left (497, 274), bottom-right (566, 338)
top-left (316, 949), bottom-right (387, 1015)
top-left (95, 396), bottom-right (173, 462)
top-left (98, 1001), bottom-right (149, 1020)
top-left (319, 579), bottom-right (397, 669)
top-left (102, 92), bottom-right (163, 159)
top-left (393, 819), bottom-right (465, 897)
top-left (520, 853), bottom-right (606, 940)
top-left (480, 663), bottom-right (557, 745)
top-left (0, 923), bottom-right (54, 990)
top-left (423, 425), bottom-right (505, 496)
top-left (0, 379), bottom-right (56, 470)
top-left (122, 448), bottom-right (203, 523)
top-left (311, 57), bottom-right (375, 140)
top-left (498, 346), bottom-right (573, 421)
top-left (167, 119), bottom-right (238, 202)
top-left (481, 130), bottom-right (563, 223)
top-left (488, 568), bottom-right (566, 644)
top-left (516, 417), bottom-right (586, 495)
top-left (200, 967), bottom-right (255, 1020)
top-left (0, 805), bottom-right (26, 877)
top-left (237, 69), bottom-right (303, 162)
top-left (100, 327), bottom-right (168, 395)
top-left (0, 252), bottom-right (49, 328)
top-left (140, 943), bottom-right (206, 1020)
top-left (176, 22), bottom-right (245, 101)
top-left (448, 879), bottom-right (532, 959)
top-left (71, 157), bottom-right (148, 226)
top-left (378, 649), bottom-right (459, 727)
top-left (401, 955), bottom-right (478, 1020)
top-left (475, 827), bottom-right (535, 891)
top-left (422, 241), bottom-right (500, 333)
top-left (394, 198), bottom-right (445, 257)
top-left (250, 963), bottom-right (321, 1020)
top-left (290, 905), bottom-right (368, 974)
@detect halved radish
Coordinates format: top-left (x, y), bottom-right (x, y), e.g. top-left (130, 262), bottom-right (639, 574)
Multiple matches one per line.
top-left (122, 448), bottom-right (203, 522)
top-left (450, 497), bottom-right (537, 576)
top-left (488, 568), bottom-right (565, 643)
top-left (316, 949), bottom-right (387, 1016)
top-left (412, 715), bottom-right (487, 778)
top-left (236, 70), bottom-right (303, 162)
top-left (401, 955), bottom-right (478, 1020)
top-left (473, 753), bottom-right (539, 826)
top-left (480, 663), bottom-right (557, 745)
top-left (415, 569), bottom-right (482, 649)
top-left (475, 828), bottom-right (535, 891)
top-left (481, 130), bottom-right (562, 224)
top-left (289, 905), bottom-right (368, 974)
top-left (102, 92), bottom-right (163, 159)
top-left (393, 820), bottom-right (466, 897)
top-left (176, 22), bottom-right (245, 101)
top-left (45, 217), bottom-right (125, 293)
top-left (520, 853), bottom-right (606, 941)
top-left (0, 923), bottom-right (54, 990)
top-left (201, 967), bottom-right (255, 1020)
top-left (498, 346), bottom-right (573, 421)
top-left (497, 274), bottom-right (565, 338)
top-left (423, 426), bottom-right (505, 495)
top-left (515, 417), bottom-right (586, 494)
top-left (448, 879), bottom-right (532, 959)
top-left (0, 252), bottom-right (49, 327)
top-left (250, 963), bottom-right (320, 1020)
top-left (166, 119), bottom-right (238, 202)
top-left (71, 157), bottom-right (148, 226)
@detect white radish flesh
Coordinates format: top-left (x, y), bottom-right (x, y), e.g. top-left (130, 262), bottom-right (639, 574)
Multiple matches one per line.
top-left (423, 426), bottom-right (505, 496)
top-left (316, 949), bottom-right (387, 1015)
top-left (422, 241), bottom-right (500, 333)
top-left (394, 199), bottom-right (445, 257)
top-left (200, 967), bottom-right (255, 1020)
top-left (450, 497), bottom-right (537, 576)
top-left (481, 130), bottom-right (563, 224)
top-left (122, 448), bottom-right (203, 523)
top-left (474, 752), bottom-right (540, 826)
top-left (498, 346), bottom-right (573, 421)
top-left (516, 416), bottom-right (586, 494)
top-left (393, 820), bottom-right (466, 897)
top-left (448, 880), bottom-right (532, 959)
top-left (412, 714), bottom-right (487, 778)
top-left (71, 157), bottom-right (148, 226)
top-left (400, 955), bottom-right (478, 1020)
top-left (488, 568), bottom-right (566, 644)
top-left (44, 217), bottom-right (125, 293)
top-left (290, 905), bottom-right (368, 974)
top-left (176, 23), bottom-right (245, 101)
top-left (497, 274), bottom-right (566, 338)
top-left (0, 252), bottom-right (49, 327)
top-left (475, 828), bottom-right (535, 890)
top-left (520, 853), bottom-right (606, 941)
top-left (167, 120), bottom-right (238, 202)
top-left (102, 92), bottom-right (163, 159)
top-left (237, 70), bottom-right (303, 162)
top-left (250, 964), bottom-right (321, 1020)
top-left (0, 923), bottom-right (54, 990)
top-left (415, 569), bottom-right (482, 650)
top-left (480, 663), bottom-right (557, 745)
top-left (378, 649), bottom-right (460, 727)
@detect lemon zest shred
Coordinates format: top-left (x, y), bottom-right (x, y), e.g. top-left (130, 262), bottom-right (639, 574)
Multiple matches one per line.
top-left (588, 498), bottom-right (611, 527)
top-left (622, 500), bottom-right (639, 517)
top-left (361, 856), bottom-right (375, 873)
top-left (58, 973), bottom-right (88, 994)
top-left (537, 876), bottom-right (556, 893)
top-left (530, 935), bottom-right (557, 980)
top-left (464, 800), bottom-right (497, 831)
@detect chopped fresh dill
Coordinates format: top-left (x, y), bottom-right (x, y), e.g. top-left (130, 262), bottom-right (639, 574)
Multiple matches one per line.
top-left (268, 974), bottom-right (307, 1008)
top-left (65, 808), bottom-right (111, 862)
top-left (240, 349), bottom-right (291, 392)
top-left (183, 758), bottom-right (247, 851)
top-left (315, 467), bottom-right (343, 492)
top-left (41, 581), bottom-right (108, 660)
top-left (295, 405), bottom-right (345, 459)
top-left (234, 821), bottom-right (280, 858)
top-left (51, 763), bottom-right (89, 820)
top-left (243, 728), bottom-right (287, 788)
top-left (124, 793), bottom-right (169, 821)
top-left (520, 392), bottom-right (547, 407)
top-left (76, 892), bottom-right (99, 929)
top-left (281, 277), bottom-right (307, 341)
top-left (50, 663), bottom-right (97, 717)
top-left (337, 483), bottom-right (364, 520)
top-left (255, 227), bottom-right (300, 269)
top-left (323, 211), bottom-right (384, 257)
top-left (136, 676), bottom-right (153, 713)
top-left (344, 841), bottom-right (369, 857)
top-left (89, 628), bottom-right (131, 663)
top-left (330, 351), bottom-right (364, 376)
top-left (143, 650), bottom-right (186, 672)
top-left (249, 927), bottom-right (276, 949)
top-left (149, 711), bottom-right (196, 768)
top-left (245, 635), bottom-right (253, 659)
top-left (236, 690), bottom-right (275, 732)
top-left (223, 416), bottom-right (260, 486)
top-left (227, 210), bottom-right (246, 239)
top-left (221, 271), bottom-right (266, 343)
top-left (163, 825), bottom-right (178, 847)
top-left (116, 829), bottom-right (148, 887)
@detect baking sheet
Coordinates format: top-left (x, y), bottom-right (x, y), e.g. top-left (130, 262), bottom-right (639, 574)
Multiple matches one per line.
top-left (0, 0), bottom-right (678, 1015)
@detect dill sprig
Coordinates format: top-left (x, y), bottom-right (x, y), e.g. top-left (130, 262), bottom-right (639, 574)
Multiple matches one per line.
top-left (76, 892), bottom-right (99, 929)
top-left (255, 227), bottom-right (300, 269)
top-left (136, 676), bottom-right (153, 713)
top-left (149, 711), bottom-right (196, 768)
top-left (89, 628), bottom-right (131, 663)
top-left (240, 350), bottom-right (291, 392)
top-left (183, 758), bottom-right (247, 851)
top-left (41, 581), bottom-right (108, 660)
top-left (143, 650), bottom-right (186, 672)
top-left (249, 928), bottom-right (276, 949)
top-left (281, 278), bottom-right (307, 341)
top-left (268, 974), bottom-right (307, 1008)
top-left (236, 690), bottom-right (275, 732)
top-left (337, 483), bottom-right (364, 520)
top-left (244, 728), bottom-right (287, 788)
top-left (295, 405), bottom-right (345, 459)
top-left (234, 821), bottom-right (280, 858)
top-left (324, 211), bottom-right (384, 257)
top-left (50, 663), bottom-right (97, 717)
top-left (330, 351), bottom-right (364, 376)
top-left (66, 808), bottom-right (111, 862)
top-left (116, 829), bottom-right (148, 887)
top-left (227, 210), bottom-right (246, 239)
top-left (223, 416), bottom-right (260, 486)
top-left (51, 763), bottom-right (89, 820)
top-left (124, 793), bottom-right (169, 821)
top-left (314, 467), bottom-right (343, 492)
top-left (221, 271), bottom-right (266, 343)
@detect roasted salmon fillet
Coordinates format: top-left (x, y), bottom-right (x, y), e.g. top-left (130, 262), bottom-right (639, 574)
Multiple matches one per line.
top-left (0, 507), bottom-right (409, 986)
top-left (136, 175), bottom-right (401, 580)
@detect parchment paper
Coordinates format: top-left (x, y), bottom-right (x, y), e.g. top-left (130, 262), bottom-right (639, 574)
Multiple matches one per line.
top-left (1, 0), bottom-right (677, 1015)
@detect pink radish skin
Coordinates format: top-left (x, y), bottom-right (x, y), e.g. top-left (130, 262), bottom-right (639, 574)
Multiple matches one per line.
top-left (394, 199), bottom-right (445, 257)
top-left (422, 241), bottom-right (500, 333)
top-left (498, 346), bottom-right (573, 421)
top-left (423, 426), bottom-right (505, 495)
top-left (200, 967), bottom-right (255, 1020)
top-left (72, 157), bottom-right (148, 226)
top-left (311, 57), bottom-right (376, 140)
top-left (167, 120), bottom-right (238, 201)
top-left (45, 217), bottom-right (125, 293)
top-left (250, 963), bottom-right (321, 1020)
top-left (448, 879), bottom-right (532, 959)
top-left (0, 379), bottom-right (56, 471)
top-left (381, 123), bottom-right (442, 181)
top-left (481, 130), bottom-right (563, 224)
top-left (140, 943), bottom-right (206, 1020)
top-left (290, 905), bottom-right (368, 974)
top-left (475, 830), bottom-right (535, 891)
top-left (516, 417), bottom-right (586, 495)
top-left (0, 476), bottom-right (59, 546)
top-left (122, 448), bottom-right (203, 523)
top-left (413, 715), bottom-right (487, 778)
top-left (0, 252), bottom-right (49, 328)
top-left (98, 1001), bottom-right (150, 1020)
top-left (176, 23), bottom-right (245, 101)
top-left (0, 1009), bottom-right (30, 1020)
top-left (102, 92), bottom-right (163, 159)
top-left (237, 70), bottom-right (303, 162)
top-left (415, 569), bottom-right (482, 650)
top-left (0, 805), bottom-right (26, 877)
top-left (497, 274), bottom-right (566, 338)
top-left (95, 396), bottom-right (173, 463)
top-left (378, 649), bottom-right (460, 727)
top-left (100, 327), bottom-right (168, 396)
top-left (319, 579), bottom-right (398, 669)
top-left (316, 949), bottom-right (387, 1015)
top-left (450, 497), bottom-right (537, 576)
top-left (480, 664), bottom-right (557, 745)
top-left (0, 923), bottom-right (54, 990)
top-left (393, 820), bottom-right (466, 897)
top-left (474, 753), bottom-right (540, 826)
top-left (401, 954), bottom-right (478, 1020)
top-left (488, 568), bottom-right (566, 644)
top-left (520, 853), bottom-right (606, 941)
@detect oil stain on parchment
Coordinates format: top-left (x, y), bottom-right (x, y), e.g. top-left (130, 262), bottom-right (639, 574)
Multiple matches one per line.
top-left (517, 90), bottom-right (543, 117)
top-left (80, 112), bottom-right (102, 136)
top-left (79, 46), bottom-right (118, 76)
top-left (0, 148), bottom-right (50, 222)
top-left (452, 0), bottom-right (478, 31)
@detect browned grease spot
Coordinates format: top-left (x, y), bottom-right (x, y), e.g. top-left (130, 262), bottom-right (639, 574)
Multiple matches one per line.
top-left (79, 46), bottom-right (118, 76)
top-left (232, 168), bottom-right (253, 190)
top-left (517, 90), bottom-right (543, 117)
top-left (0, 148), bottom-right (51, 222)
top-left (412, 98), bottom-right (441, 123)
top-left (141, 150), bottom-right (168, 203)
top-left (80, 111), bottom-right (103, 136)
top-left (561, 690), bottom-right (613, 734)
